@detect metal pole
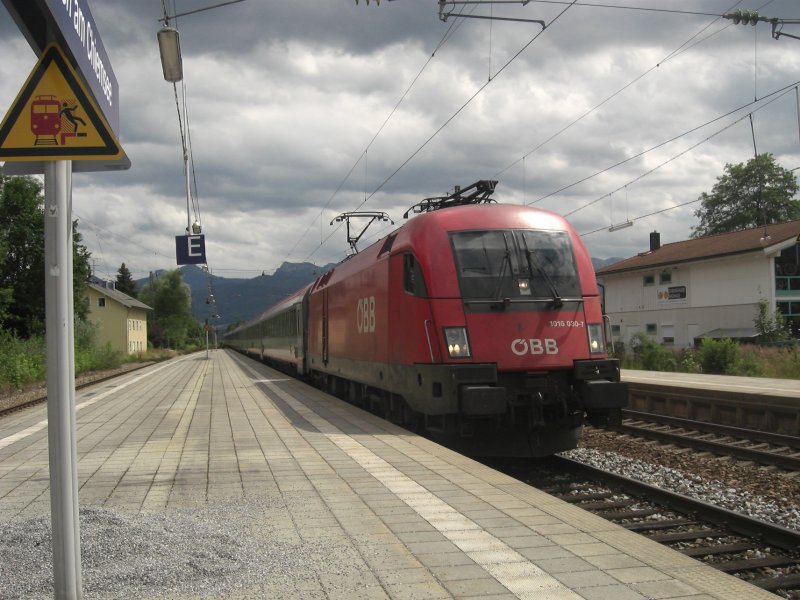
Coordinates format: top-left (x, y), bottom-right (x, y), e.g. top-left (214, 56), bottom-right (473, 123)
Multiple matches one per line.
top-left (44, 160), bottom-right (82, 600)
top-left (182, 83), bottom-right (191, 235)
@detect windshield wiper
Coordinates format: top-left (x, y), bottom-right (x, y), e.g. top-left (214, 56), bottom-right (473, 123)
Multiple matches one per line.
top-left (490, 234), bottom-right (513, 306)
top-left (523, 244), bottom-right (563, 308)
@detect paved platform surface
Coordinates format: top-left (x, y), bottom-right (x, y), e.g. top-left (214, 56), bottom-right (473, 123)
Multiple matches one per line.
top-left (0, 350), bottom-right (780, 599)
top-left (622, 369), bottom-right (800, 399)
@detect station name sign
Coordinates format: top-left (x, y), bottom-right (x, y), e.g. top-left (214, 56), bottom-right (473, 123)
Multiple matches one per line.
top-left (43, 0), bottom-right (118, 133)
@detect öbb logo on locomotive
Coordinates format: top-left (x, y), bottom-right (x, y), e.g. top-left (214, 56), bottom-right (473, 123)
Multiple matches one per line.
top-left (511, 338), bottom-right (559, 356)
top-left (225, 180), bottom-right (628, 458)
top-left (356, 296), bottom-right (375, 333)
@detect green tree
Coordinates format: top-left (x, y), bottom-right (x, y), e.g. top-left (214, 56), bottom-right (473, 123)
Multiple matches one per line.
top-left (692, 154), bottom-right (800, 238)
top-left (0, 175), bottom-right (46, 336)
top-left (115, 262), bottom-right (137, 298)
top-left (0, 228), bottom-right (12, 324)
top-left (0, 174), bottom-right (92, 336)
top-left (72, 224), bottom-right (91, 323)
top-left (139, 269), bottom-right (199, 349)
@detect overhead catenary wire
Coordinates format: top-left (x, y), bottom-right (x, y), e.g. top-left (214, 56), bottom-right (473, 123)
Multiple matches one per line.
top-left (332, 0), bottom-right (785, 257)
top-left (352, 1), bottom-right (579, 209)
top-left (300, 2), bottom-right (581, 265)
top-left (306, 2), bottom-right (584, 261)
top-left (303, 0), bottom-right (577, 261)
top-left (320, 1), bottom-right (756, 258)
top-left (579, 197), bottom-right (702, 237)
top-left (536, 79), bottom-right (800, 214)
top-left (321, 0), bottom-right (752, 257)
top-left (576, 85), bottom-right (798, 236)
top-left (494, 0), bottom-right (749, 181)
top-left (281, 4), bottom-right (474, 267)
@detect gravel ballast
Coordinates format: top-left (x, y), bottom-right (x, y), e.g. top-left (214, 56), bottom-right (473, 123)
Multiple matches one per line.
top-left (0, 499), bottom-right (363, 600)
top-left (567, 428), bottom-right (800, 532)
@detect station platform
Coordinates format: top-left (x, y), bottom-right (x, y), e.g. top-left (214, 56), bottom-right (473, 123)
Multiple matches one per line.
top-left (622, 369), bottom-right (800, 399)
top-left (0, 350), bottom-right (779, 599)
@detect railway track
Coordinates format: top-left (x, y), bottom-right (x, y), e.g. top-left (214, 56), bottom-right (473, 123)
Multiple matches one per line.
top-left (614, 409), bottom-right (800, 471)
top-left (493, 456), bottom-right (800, 597)
top-left (0, 362), bottom-right (154, 419)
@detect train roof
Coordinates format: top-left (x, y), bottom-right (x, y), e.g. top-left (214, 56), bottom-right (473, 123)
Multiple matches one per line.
top-left (310, 202), bottom-right (594, 296)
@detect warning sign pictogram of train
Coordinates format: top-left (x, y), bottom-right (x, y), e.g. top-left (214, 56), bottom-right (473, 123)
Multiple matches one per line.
top-left (30, 94), bottom-right (87, 146)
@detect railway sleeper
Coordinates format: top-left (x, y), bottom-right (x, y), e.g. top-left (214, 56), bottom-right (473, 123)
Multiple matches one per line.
top-left (595, 508), bottom-right (664, 520)
top-left (680, 542), bottom-right (757, 557)
top-left (749, 572), bottom-right (800, 592)
top-left (553, 491), bottom-right (615, 502)
top-left (624, 518), bottom-right (697, 531)
top-left (714, 555), bottom-right (799, 573)
top-left (577, 500), bottom-right (635, 511)
top-left (645, 529), bottom-right (727, 543)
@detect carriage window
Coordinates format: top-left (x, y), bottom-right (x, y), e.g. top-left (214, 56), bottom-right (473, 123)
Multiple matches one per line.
top-left (403, 253), bottom-right (428, 297)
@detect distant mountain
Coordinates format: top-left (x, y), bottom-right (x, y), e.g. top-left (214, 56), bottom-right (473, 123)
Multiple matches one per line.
top-left (135, 261), bottom-right (334, 329)
top-left (592, 257), bottom-right (624, 271)
top-left (135, 257), bottom-right (624, 329)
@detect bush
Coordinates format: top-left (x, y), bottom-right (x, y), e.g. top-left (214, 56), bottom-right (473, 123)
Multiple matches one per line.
top-left (679, 349), bottom-right (701, 373)
top-left (608, 339), bottom-right (625, 361)
top-left (0, 330), bottom-right (46, 389)
top-left (639, 336), bottom-right (678, 371)
top-left (697, 337), bottom-right (741, 374)
top-left (619, 334), bottom-right (799, 379)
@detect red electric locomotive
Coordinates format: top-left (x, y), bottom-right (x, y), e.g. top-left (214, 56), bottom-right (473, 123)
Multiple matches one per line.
top-left (227, 181), bottom-right (627, 456)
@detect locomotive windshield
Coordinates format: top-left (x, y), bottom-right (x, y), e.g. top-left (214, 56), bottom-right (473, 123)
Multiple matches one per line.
top-left (450, 229), bottom-right (581, 303)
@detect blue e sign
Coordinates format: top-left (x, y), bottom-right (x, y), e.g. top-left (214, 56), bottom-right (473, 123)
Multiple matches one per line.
top-left (175, 235), bottom-right (206, 265)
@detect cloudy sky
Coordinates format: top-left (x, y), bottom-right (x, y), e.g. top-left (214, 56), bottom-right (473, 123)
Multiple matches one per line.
top-left (1, 0), bottom-right (799, 285)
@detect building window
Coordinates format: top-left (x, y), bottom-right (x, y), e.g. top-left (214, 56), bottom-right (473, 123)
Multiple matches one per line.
top-left (643, 274), bottom-right (655, 286)
top-left (646, 323), bottom-right (657, 335)
top-left (97, 298), bottom-right (106, 307)
top-left (662, 324), bottom-right (675, 345)
top-left (611, 324), bottom-right (621, 335)
top-left (659, 270), bottom-right (672, 284)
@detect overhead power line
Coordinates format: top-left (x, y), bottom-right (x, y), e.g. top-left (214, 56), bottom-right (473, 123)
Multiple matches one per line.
top-left (539, 79), bottom-right (800, 213)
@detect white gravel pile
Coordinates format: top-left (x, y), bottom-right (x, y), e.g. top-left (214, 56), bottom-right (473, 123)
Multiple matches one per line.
top-left (0, 500), bottom-right (354, 599)
top-left (562, 447), bottom-right (800, 532)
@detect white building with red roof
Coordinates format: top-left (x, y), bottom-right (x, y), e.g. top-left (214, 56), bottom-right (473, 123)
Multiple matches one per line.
top-left (596, 221), bottom-right (800, 350)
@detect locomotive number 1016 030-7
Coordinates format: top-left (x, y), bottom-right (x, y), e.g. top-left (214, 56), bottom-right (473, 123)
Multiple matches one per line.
top-left (549, 320), bottom-right (584, 327)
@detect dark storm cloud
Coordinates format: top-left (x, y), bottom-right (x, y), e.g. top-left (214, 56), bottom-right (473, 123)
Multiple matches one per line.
top-left (1, 0), bottom-right (798, 278)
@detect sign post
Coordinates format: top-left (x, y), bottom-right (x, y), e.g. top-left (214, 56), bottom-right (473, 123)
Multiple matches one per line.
top-left (44, 160), bottom-right (82, 599)
top-left (1, 3), bottom-right (128, 598)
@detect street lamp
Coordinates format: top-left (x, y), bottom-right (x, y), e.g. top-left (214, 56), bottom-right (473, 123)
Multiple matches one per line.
top-left (157, 26), bottom-right (183, 82)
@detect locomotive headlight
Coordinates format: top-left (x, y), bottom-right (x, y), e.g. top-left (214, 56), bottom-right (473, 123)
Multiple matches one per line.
top-left (518, 278), bottom-right (531, 295)
top-left (587, 323), bottom-right (606, 354)
top-left (444, 327), bottom-right (471, 358)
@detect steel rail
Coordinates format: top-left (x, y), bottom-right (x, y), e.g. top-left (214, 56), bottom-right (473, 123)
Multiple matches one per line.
top-left (613, 413), bottom-right (800, 471)
top-left (622, 409), bottom-right (800, 449)
top-left (554, 455), bottom-right (800, 553)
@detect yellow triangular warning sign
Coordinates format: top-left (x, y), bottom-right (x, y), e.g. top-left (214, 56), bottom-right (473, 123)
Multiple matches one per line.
top-left (0, 44), bottom-right (124, 161)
